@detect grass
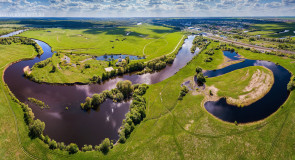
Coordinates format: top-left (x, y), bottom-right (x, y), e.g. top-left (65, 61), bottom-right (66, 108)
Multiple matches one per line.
top-left (19, 24), bottom-right (184, 61)
top-left (194, 41), bottom-right (224, 70)
top-left (0, 43), bottom-right (39, 159)
top-left (1, 34), bottom-right (295, 159)
top-left (206, 66), bottom-right (274, 106)
top-left (30, 53), bottom-right (109, 83)
top-left (247, 22), bottom-right (295, 38)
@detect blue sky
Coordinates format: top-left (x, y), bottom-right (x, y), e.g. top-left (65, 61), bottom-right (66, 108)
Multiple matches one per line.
top-left (0, 0), bottom-right (294, 17)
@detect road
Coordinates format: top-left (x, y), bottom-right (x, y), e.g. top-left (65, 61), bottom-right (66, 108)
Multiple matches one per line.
top-left (206, 35), bottom-right (295, 55)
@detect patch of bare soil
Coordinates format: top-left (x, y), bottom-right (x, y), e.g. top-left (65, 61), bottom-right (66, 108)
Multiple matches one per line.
top-left (291, 61), bottom-right (295, 63)
top-left (218, 56), bottom-right (244, 69)
top-left (227, 68), bottom-right (274, 106)
top-left (184, 120), bottom-right (194, 131)
top-left (23, 66), bottom-right (31, 74)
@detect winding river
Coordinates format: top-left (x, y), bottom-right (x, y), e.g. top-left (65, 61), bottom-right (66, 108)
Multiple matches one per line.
top-left (203, 51), bottom-right (291, 123)
top-left (4, 33), bottom-right (199, 147)
top-left (3, 30), bottom-right (291, 147)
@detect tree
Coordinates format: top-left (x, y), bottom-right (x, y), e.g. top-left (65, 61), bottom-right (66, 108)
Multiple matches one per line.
top-left (44, 135), bottom-right (51, 144)
top-left (99, 138), bottom-right (111, 154)
top-left (81, 97), bottom-right (92, 110)
top-left (67, 143), bottom-right (79, 154)
top-left (118, 132), bottom-right (126, 143)
top-left (91, 94), bottom-right (101, 108)
top-left (116, 80), bottom-right (133, 98)
top-left (49, 140), bottom-right (57, 149)
top-left (24, 106), bottom-right (34, 125)
top-left (125, 56), bottom-right (130, 64)
top-left (84, 64), bottom-right (91, 68)
top-left (117, 67), bottom-right (124, 75)
top-left (197, 73), bottom-right (206, 85)
top-left (82, 144), bottom-right (93, 152)
top-left (50, 65), bottom-right (56, 73)
top-left (195, 67), bottom-right (202, 74)
top-left (287, 76), bottom-right (295, 91)
top-left (29, 119), bottom-right (45, 138)
top-left (57, 142), bottom-right (66, 150)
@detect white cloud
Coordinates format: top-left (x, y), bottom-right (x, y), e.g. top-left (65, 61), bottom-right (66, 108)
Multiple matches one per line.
top-left (0, 0), bottom-right (294, 17)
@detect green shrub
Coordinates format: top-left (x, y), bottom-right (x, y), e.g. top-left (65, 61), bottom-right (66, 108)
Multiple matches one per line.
top-left (57, 142), bottom-right (67, 150)
top-left (178, 86), bottom-right (189, 100)
top-left (29, 119), bottom-right (45, 138)
top-left (197, 73), bottom-right (206, 85)
top-left (287, 76), bottom-right (295, 91)
top-left (99, 138), bottom-right (111, 154)
top-left (67, 143), bottom-right (79, 154)
top-left (49, 140), bottom-right (57, 149)
top-left (82, 144), bottom-right (93, 152)
top-left (44, 135), bottom-right (51, 144)
top-left (116, 80), bottom-right (133, 98)
top-left (80, 97), bottom-right (92, 110)
top-left (195, 67), bottom-right (202, 74)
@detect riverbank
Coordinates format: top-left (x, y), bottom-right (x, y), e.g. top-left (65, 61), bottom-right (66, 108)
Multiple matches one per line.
top-left (205, 66), bottom-right (274, 107)
top-left (1, 29), bottom-right (295, 159)
top-left (23, 35), bottom-right (187, 85)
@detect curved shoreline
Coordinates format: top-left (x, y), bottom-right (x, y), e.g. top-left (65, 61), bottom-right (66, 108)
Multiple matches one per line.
top-left (202, 50), bottom-right (292, 124)
top-left (23, 35), bottom-right (188, 85)
top-left (4, 33), bottom-right (198, 147)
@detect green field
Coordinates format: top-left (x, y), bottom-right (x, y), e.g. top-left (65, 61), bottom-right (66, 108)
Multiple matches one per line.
top-left (19, 24), bottom-right (184, 61)
top-left (23, 25), bottom-right (185, 84)
top-left (1, 33), bottom-right (295, 159)
top-left (206, 66), bottom-right (274, 106)
top-left (194, 41), bottom-right (224, 70)
top-left (29, 53), bottom-right (109, 84)
top-left (248, 22), bottom-right (295, 38)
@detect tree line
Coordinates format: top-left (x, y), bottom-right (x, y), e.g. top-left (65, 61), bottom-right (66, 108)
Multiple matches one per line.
top-left (0, 37), bottom-right (43, 55)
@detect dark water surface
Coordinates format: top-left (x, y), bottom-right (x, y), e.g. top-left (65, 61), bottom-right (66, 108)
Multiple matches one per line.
top-left (4, 34), bottom-right (198, 147)
top-left (204, 51), bottom-right (291, 123)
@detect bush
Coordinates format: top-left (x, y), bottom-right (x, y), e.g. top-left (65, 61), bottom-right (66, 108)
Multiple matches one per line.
top-left (195, 67), bottom-right (202, 74)
top-left (49, 140), bottom-right (57, 149)
top-left (44, 135), bottom-right (51, 144)
top-left (67, 143), bottom-right (79, 154)
top-left (57, 142), bottom-right (67, 150)
top-left (287, 76), bottom-right (295, 91)
top-left (84, 64), bottom-right (91, 69)
top-left (118, 132), bottom-right (126, 143)
top-left (116, 80), bottom-right (133, 98)
top-left (99, 138), bottom-right (111, 154)
top-left (178, 86), bottom-right (189, 100)
top-left (29, 119), bottom-right (45, 138)
top-left (204, 57), bottom-right (213, 62)
top-left (50, 65), bottom-right (56, 73)
top-left (94, 145), bottom-right (100, 151)
top-left (82, 144), bottom-right (93, 152)
top-left (91, 94), bottom-right (104, 108)
top-left (90, 75), bottom-right (101, 83)
top-left (23, 106), bottom-right (34, 125)
top-left (80, 97), bottom-right (92, 110)
top-left (133, 84), bottom-right (149, 96)
top-left (197, 73), bottom-right (206, 85)
top-left (35, 59), bottom-right (51, 68)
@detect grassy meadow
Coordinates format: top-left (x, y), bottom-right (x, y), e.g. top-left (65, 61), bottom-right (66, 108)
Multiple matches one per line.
top-left (19, 24), bottom-right (184, 61)
top-left (247, 22), bottom-right (295, 38)
top-left (206, 66), bottom-right (274, 106)
top-left (30, 53), bottom-right (109, 84)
